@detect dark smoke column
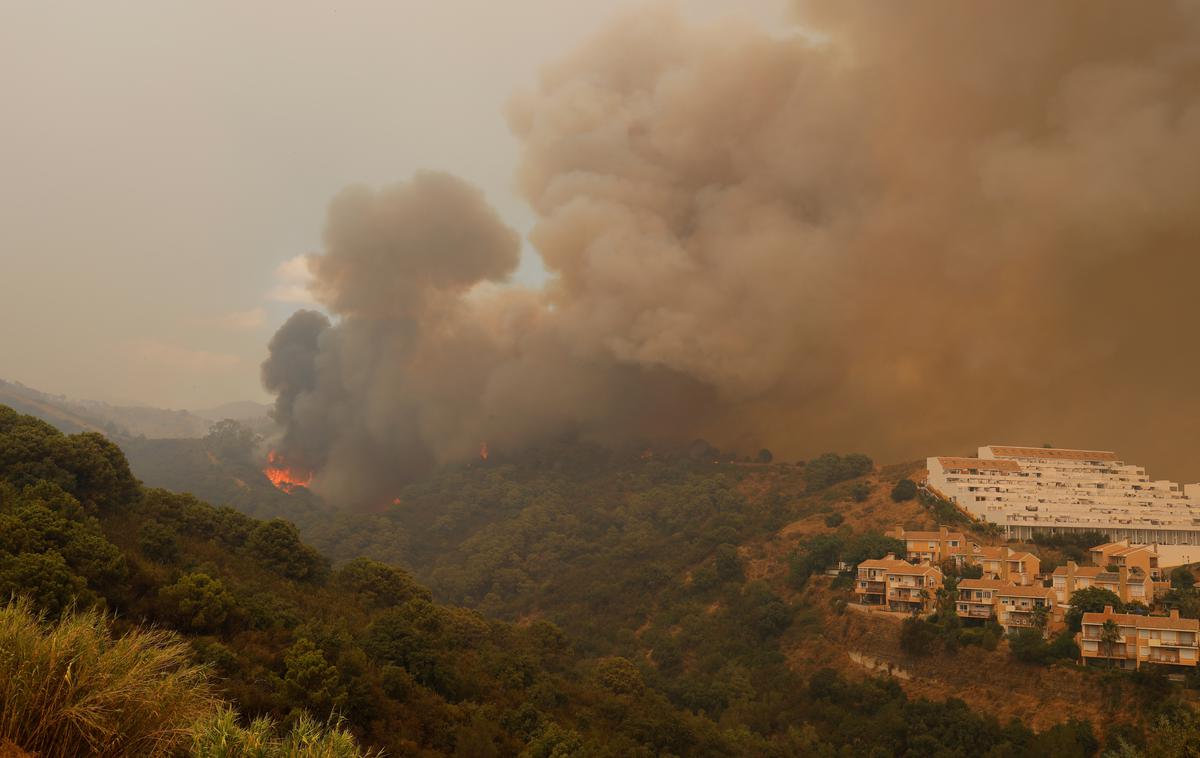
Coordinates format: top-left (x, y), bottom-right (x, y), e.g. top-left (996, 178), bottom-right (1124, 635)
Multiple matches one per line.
top-left (261, 172), bottom-right (522, 509)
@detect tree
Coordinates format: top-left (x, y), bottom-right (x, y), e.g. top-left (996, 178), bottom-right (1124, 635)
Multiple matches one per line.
top-left (900, 617), bottom-right (939, 656)
top-left (596, 657), bottom-right (644, 695)
top-left (824, 512), bottom-right (844, 528)
top-left (204, 419), bottom-right (259, 462)
top-left (1065, 586), bottom-right (1123, 632)
top-left (1100, 619), bottom-right (1122, 668)
top-left (283, 638), bottom-right (346, 715)
top-left (1171, 566), bottom-right (1196, 591)
top-left (1009, 629), bottom-right (1048, 664)
top-left (1031, 604), bottom-right (1049, 634)
top-left (138, 520), bottom-right (179, 564)
top-left (804, 453), bottom-right (873, 491)
top-left (755, 449), bottom-right (773, 464)
top-left (158, 572), bottom-right (234, 631)
top-left (245, 519), bottom-right (327, 580)
top-left (714, 543), bottom-right (744, 583)
top-left (336, 557), bottom-right (431, 609)
top-left (0, 551), bottom-right (89, 616)
top-left (890, 479), bottom-right (918, 502)
top-left (850, 482), bottom-right (872, 502)
top-left (960, 563), bottom-right (984, 579)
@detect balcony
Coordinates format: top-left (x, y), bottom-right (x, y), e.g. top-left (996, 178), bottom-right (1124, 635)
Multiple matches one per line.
top-left (959, 608), bottom-right (993, 618)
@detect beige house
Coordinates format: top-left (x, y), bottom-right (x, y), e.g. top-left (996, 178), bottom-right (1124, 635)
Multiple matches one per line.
top-left (972, 545), bottom-right (1041, 586)
top-left (1052, 561), bottom-right (1159, 605)
top-left (886, 526), bottom-right (968, 566)
top-left (1079, 606), bottom-right (1199, 673)
top-left (1090, 540), bottom-right (1162, 580)
top-left (956, 578), bottom-right (1060, 636)
top-left (855, 554), bottom-right (943, 613)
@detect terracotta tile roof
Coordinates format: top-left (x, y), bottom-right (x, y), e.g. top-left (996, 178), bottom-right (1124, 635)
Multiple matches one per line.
top-left (1052, 565), bottom-right (1103, 577)
top-left (1082, 610), bottom-right (1199, 632)
top-left (858, 558), bottom-right (942, 577)
top-left (893, 530), bottom-right (967, 542)
top-left (1090, 542), bottom-right (1127, 553)
top-left (974, 546), bottom-right (1038, 562)
top-left (1111, 545), bottom-right (1155, 557)
top-left (989, 446), bottom-right (1119, 462)
top-left (937, 456), bottom-right (1022, 472)
top-left (858, 558), bottom-right (918, 571)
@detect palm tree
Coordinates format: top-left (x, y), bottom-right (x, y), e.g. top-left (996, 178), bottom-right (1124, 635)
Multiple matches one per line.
top-left (1031, 603), bottom-right (1049, 635)
top-left (1100, 619), bottom-right (1122, 668)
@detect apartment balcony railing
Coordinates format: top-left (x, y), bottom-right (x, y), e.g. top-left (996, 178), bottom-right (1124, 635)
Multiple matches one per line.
top-left (1143, 654), bottom-right (1184, 664)
top-left (959, 608), bottom-right (993, 618)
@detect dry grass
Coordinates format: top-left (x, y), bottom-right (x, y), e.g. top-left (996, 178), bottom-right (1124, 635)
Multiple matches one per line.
top-left (0, 599), bottom-right (219, 758)
top-left (190, 709), bottom-right (384, 758)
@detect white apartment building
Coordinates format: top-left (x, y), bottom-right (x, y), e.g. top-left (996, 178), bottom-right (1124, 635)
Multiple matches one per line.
top-left (927, 446), bottom-right (1200, 545)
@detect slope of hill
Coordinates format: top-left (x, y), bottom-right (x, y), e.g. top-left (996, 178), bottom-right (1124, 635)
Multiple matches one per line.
top-left (117, 428), bottom-right (1181, 753)
top-left (0, 378), bottom-right (213, 438)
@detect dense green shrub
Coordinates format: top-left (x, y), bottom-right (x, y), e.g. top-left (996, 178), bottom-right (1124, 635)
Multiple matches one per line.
top-left (890, 478), bottom-right (918, 502)
top-left (158, 573), bottom-right (235, 632)
top-left (804, 453), bottom-right (873, 491)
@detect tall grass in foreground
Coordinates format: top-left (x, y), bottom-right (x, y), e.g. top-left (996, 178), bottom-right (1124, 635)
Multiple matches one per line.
top-left (191, 709), bottom-right (385, 758)
top-left (0, 598), bottom-right (218, 758)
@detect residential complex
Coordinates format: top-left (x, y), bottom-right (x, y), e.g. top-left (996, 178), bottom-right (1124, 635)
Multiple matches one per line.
top-left (956, 578), bottom-right (1060, 636)
top-left (852, 518), bottom-right (1200, 673)
top-left (886, 526), bottom-right (1040, 585)
top-left (1079, 606), bottom-right (1199, 672)
top-left (927, 446), bottom-right (1200, 545)
top-left (854, 555), bottom-right (943, 613)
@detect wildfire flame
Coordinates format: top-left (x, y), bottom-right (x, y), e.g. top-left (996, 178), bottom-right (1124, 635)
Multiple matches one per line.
top-left (264, 450), bottom-right (313, 493)
top-left (479, 442), bottom-right (489, 461)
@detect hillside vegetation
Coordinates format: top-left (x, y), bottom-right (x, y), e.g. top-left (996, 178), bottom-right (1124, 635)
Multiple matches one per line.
top-left (107, 420), bottom-right (1200, 754)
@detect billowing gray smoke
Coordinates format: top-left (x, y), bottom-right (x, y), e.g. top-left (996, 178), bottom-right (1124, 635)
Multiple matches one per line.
top-left (264, 1), bottom-right (1200, 507)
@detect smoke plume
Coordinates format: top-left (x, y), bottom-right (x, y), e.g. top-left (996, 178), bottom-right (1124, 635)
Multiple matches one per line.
top-left (264, 1), bottom-right (1200, 507)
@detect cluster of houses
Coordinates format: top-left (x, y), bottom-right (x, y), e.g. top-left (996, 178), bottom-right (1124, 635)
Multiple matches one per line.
top-left (853, 526), bottom-right (1199, 674)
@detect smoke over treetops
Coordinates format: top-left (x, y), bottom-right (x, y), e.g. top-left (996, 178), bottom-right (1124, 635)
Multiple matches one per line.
top-left (263, 1), bottom-right (1200, 507)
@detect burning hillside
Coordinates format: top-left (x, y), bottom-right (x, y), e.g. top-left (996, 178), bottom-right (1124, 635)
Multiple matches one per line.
top-left (263, 450), bottom-right (312, 493)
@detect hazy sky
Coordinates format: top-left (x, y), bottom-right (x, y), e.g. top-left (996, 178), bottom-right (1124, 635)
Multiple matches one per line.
top-left (0, 0), bottom-right (785, 409)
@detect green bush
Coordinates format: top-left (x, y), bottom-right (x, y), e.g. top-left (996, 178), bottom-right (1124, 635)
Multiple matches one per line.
top-left (0, 551), bottom-right (90, 617)
top-left (138, 521), bottom-right (180, 564)
top-left (804, 453), bottom-right (873, 492)
top-left (890, 478), bottom-right (918, 502)
top-left (158, 573), bottom-right (235, 632)
top-left (244, 519), bottom-right (327, 581)
top-left (335, 557), bottom-right (431, 609)
top-left (900, 617), bottom-right (939, 656)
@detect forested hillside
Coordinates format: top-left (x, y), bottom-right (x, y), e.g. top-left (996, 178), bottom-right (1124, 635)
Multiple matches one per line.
top-left (0, 404), bottom-right (1147, 755)
top-left (97, 418), bottom-right (1200, 754)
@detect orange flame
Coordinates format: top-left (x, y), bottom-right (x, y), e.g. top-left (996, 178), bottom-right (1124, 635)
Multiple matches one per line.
top-left (480, 442), bottom-right (489, 461)
top-left (264, 450), bottom-right (313, 493)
